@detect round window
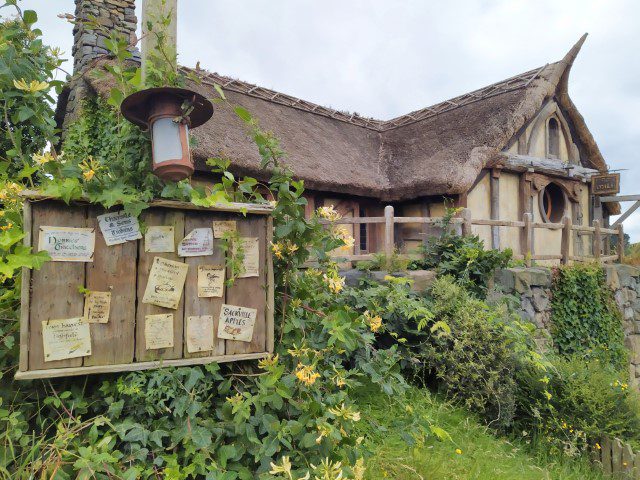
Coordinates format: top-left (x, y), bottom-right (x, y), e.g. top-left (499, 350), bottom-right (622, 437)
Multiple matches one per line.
top-left (539, 182), bottom-right (566, 223)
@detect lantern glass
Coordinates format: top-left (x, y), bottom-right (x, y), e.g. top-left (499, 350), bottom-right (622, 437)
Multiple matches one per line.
top-left (151, 117), bottom-right (188, 164)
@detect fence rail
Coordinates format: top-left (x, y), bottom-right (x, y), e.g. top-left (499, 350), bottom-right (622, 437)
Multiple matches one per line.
top-left (320, 206), bottom-right (624, 267)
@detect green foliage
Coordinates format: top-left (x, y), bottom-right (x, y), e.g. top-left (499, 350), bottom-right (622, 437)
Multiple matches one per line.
top-left (355, 251), bottom-right (410, 273)
top-left (550, 263), bottom-right (626, 368)
top-left (411, 209), bottom-right (512, 297)
top-left (515, 355), bottom-right (640, 456)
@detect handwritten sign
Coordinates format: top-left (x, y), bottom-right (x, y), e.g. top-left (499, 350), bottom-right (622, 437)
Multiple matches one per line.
top-left (142, 257), bottom-right (189, 309)
top-left (97, 211), bottom-right (142, 246)
top-left (217, 304), bottom-right (257, 342)
top-left (144, 314), bottom-right (174, 350)
top-left (178, 228), bottom-right (214, 257)
top-left (186, 315), bottom-right (214, 353)
top-left (213, 220), bottom-right (237, 238)
top-left (235, 237), bottom-right (260, 278)
top-left (145, 226), bottom-right (175, 253)
top-left (83, 291), bottom-right (111, 323)
top-left (38, 226), bottom-right (95, 262)
top-left (197, 265), bottom-right (225, 297)
top-left (591, 173), bottom-right (620, 196)
top-left (42, 317), bottom-right (92, 362)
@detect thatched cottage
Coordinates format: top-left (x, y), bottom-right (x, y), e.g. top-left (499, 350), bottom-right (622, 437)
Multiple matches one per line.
top-left (58, 1), bottom-right (619, 261)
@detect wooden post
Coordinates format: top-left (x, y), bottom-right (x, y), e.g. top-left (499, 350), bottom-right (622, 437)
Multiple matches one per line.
top-left (384, 205), bottom-right (394, 269)
top-left (561, 215), bottom-right (572, 265)
top-left (523, 213), bottom-right (532, 267)
top-left (594, 220), bottom-right (602, 262)
top-left (490, 168), bottom-right (501, 250)
top-left (618, 223), bottom-right (625, 264)
top-left (142, 0), bottom-right (178, 84)
top-left (461, 208), bottom-right (472, 237)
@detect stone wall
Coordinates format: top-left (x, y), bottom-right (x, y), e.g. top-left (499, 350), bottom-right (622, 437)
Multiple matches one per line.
top-left (493, 264), bottom-right (640, 388)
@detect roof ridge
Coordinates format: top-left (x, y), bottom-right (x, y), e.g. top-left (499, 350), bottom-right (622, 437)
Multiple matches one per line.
top-left (183, 63), bottom-right (550, 132)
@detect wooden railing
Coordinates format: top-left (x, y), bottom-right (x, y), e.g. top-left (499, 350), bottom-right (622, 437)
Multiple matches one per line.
top-left (594, 437), bottom-right (640, 477)
top-left (321, 206), bottom-right (624, 267)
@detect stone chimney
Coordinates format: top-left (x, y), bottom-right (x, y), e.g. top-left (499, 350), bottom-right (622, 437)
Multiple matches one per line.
top-left (72, 0), bottom-right (139, 73)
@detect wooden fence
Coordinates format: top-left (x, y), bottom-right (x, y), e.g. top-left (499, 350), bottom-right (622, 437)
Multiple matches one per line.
top-left (595, 437), bottom-right (640, 478)
top-left (321, 206), bottom-right (624, 267)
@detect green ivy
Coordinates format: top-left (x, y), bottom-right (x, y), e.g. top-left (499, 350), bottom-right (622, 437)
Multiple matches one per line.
top-left (550, 263), bottom-right (626, 369)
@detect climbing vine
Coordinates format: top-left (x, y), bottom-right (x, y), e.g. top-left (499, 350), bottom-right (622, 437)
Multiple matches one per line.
top-left (550, 263), bottom-right (626, 368)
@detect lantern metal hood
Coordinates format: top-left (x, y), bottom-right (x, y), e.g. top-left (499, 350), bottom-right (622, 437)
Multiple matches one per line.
top-left (120, 87), bottom-right (214, 182)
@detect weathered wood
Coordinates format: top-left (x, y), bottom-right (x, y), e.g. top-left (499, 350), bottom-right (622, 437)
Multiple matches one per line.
top-left (319, 217), bottom-right (385, 225)
top-left (14, 352), bottom-right (269, 380)
top-left (602, 437), bottom-right (613, 475)
top-left (531, 254), bottom-right (563, 261)
top-left (18, 201), bottom-right (32, 373)
top-left (183, 211), bottom-right (225, 358)
top-left (561, 216), bottom-right (572, 265)
top-left (84, 206), bottom-right (137, 366)
top-left (135, 208), bottom-right (186, 361)
top-left (618, 224), bottom-right (625, 264)
top-left (225, 216), bottom-right (267, 355)
top-left (384, 206), bottom-right (394, 265)
top-left (594, 220), bottom-right (602, 262)
top-left (523, 213), bottom-right (532, 267)
top-left (500, 153), bottom-right (600, 179)
top-left (532, 222), bottom-right (564, 230)
top-left (471, 219), bottom-right (525, 227)
top-left (519, 172), bottom-right (533, 258)
top-left (29, 203), bottom-right (86, 370)
top-left (612, 200), bottom-right (640, 228)
top-left (266, 216), bottom-right (275, 354)
top-left (612, 438), bottom-right (623, 473)
top-left (601, 195), bottom-right (640, 203)
top-left (19, 190), bottom-right (274, 215)
top-left (490, 169), bottom-right (500, 250)
top-left (461, 208), bottom-right (472, 236)
top-left (622, 442), bottom-right (635, 473)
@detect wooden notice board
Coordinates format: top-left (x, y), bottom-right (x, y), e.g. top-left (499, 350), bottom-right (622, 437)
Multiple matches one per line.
top-left (16, 194), bottom-right (274, 380)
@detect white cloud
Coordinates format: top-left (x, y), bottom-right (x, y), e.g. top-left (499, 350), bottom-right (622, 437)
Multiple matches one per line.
top-left (11, 0), bottom-right (640, 240)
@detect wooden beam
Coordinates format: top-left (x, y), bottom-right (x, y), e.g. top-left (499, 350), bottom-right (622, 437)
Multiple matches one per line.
top-left (523, 213), bottom-right (532, 267)
top-left (500, 153), bottom-right (599, 179)
top-left (601, 195), bottom-right (640, 203)
top-left (561, 216), bottom-right (572, 265)
top-left (612, 200), bottom-right (640, 227)
top-left (490, 169), bottom-right (500, 250)
top-left (384, 206), bottom-right (394, 265)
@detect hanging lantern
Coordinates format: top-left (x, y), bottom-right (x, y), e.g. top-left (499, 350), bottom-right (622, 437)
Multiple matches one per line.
top-left (120, 87), bottom-right (213, 182)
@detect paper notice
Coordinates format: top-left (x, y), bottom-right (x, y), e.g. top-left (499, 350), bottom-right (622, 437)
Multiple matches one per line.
top-left (83, 291), bottom-right (111, 323)
top-left (38, 226), bottom-right (95, 262)
top-left (97, 211), bottom-right (142, 246)
top-left (145, 226), bottom-right (175, 253)
top-left (178, 228), bottom-right (214, 257)
top-left (142, 257), bottom-right (189, 309)
top-left (144, 314), bottom-right (174, 350)
top-left (42, 317), bottom-right (92, 362)
top-left (197, 265), bottom-right (225, 298)
top-left (212, 220), bottom-right (237, 238)
top-left (234, 237), bottom-right (260, 278)
top-left (217, 304), bottom-right (257, 342)
top-left (186, 315), bottom-right (214, 353)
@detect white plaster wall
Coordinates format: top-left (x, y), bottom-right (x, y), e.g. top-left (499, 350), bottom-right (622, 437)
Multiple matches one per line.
top-left (467, 174), bottom-right (492, 248)
top-left (499, 172), bottom-right (521, 255)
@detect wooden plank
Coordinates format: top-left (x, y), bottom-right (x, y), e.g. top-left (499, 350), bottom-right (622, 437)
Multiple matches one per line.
top-left (602, 437), bottom-right (613, 476)
top-left (531, 254), bottom-right (563, 261)
top-left (461, 208), bottom-right (472, 236)
top-left (601, 195), bottom-right (640, 203)
top-left (471, 219), bottom-right (524, 227)
top-left (14, 351), bottom-right (270, 380)
top-left (612, 200), bottom-right (640, 228)
top-left (18, 201), bottom-right (32, 373)
top-left (532, 222), bottom-right (564, 230)
top-left (266, 216), bottom-right (275, 354)
top-left (384, 206), bottom-right (394, 262)
top-left (135, 208), bottom-right (185, 362)
top-left (320, 217), bottom-right (385, 225)
top-left (84, 206), bottom-right (137, 366)
top-left (29, 202), bottom-right (87, 371)
top-left (618, 224), bottom-right (625, 264)
top-left (594, 220), bottom-right (602, 262)
top-left (523, 213), bottom-right (532, 267)
top-left (572, 225), bottom-right (596, 233)
top-left (561, 216), bottom-right (572, 265)
top-left (225, 216), bottom-right (267, 355)
top-left (490, 170), bottom-right (500, 250)
top-left (183, 211), bottom-right (225, 358)
top-left (19, 190), bottom-right (274, 215)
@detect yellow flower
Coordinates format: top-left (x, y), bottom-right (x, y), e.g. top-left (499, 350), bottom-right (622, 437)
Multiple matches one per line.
top-left (271, 241), bottom-right (284, 259)
top-left (13, 78), bottom-right (49, 93)
top-left (287, 243), bottom-right (299, 254)
top-left (225, 393), bottom-right (243, 406)
top-left (258, 354), bottom-right (279, 370)
top-left (328, 403), bottom-right (361, 422)
top-left (455, 448), bottom-right (463, 455)
top-left (269, 456), bottom-right (293, 476)
top-left (323, 273), bottom-right (345, 294)
top-left (310, 458), bottom-right (343, 480)
top-left (353, 458), bottom-right (366, 480)
top-left (295, 363), bottom-right (320, 386)
top-left (32, 152), bottom-right (54, 165)
top-left (0, 223), bottom-right (13, 231)
top-left (83, 169), bottom-right (95, 181)
top-left (363, 310), bottom-right (382, 333)
top-left (595, 443), bottom-right (601, 450)
top-left (317, 205), bottom-right (341, 221)
top-left (316, 423), bottom-right (332, 444)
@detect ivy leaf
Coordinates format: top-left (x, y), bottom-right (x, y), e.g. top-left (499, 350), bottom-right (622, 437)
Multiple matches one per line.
top-left (190, 425), bottom-right (212, 449)
top-left (0, 229), bottom-right (24, 250)
top-left (89, 182), bottom-right (136, 209)
top-left (234, 106), bottom-right (252, 123)
top-left (7, 246), bottom-right (50, 270)
top-left (41, 178), bottom-right (82, 204)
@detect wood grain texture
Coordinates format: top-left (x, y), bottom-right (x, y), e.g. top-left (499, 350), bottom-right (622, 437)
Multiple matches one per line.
top-left (18, 201), bottom-right (32, 373)
top-left (29, 203), bottom-right (87, 370)
top-left (183, 211), bottom-right (225, 358)
top-left (135, 208), bottom-right (185, 361)
top-left (84, 206), bottom-right (137, 366)
top-left (265, 216), bottom-right (275, 354)
top-left (225, 216), bottom-right (267, 355)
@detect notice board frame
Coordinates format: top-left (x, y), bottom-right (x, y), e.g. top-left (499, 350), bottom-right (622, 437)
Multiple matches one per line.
top-left (16, 192), bottom-right (275, 380)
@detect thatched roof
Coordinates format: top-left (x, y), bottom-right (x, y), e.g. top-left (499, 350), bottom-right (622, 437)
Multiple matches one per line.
top-left (59, 35), bottom-right (613, 204)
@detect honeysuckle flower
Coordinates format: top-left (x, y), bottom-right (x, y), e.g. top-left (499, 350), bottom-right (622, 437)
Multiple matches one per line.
top-left (32, 152), bottom-right (54, 165)
top-left (317, 205), bottom-right (341, 221)
top-left (269, 456), bottom-right (293, 476)
top-left (13, 78), bottom-right (49, 93)
top-left (271, 241), bottom-right (284, 259)
top-left (328, 403), bottom-right (361, 422)
top-left (82, 169), bottom-right (95, 181)
top-left (310, 458), bottom-right (344, 480)
top-left (295, 363), bottom-right (320, 386)
top-left (323, 273), bottom-right (345, 294)
top-left (363, 310), bottom-right (382, 333)
top-left (258, 353), bottom-right (279, 370)
top-left (353, 458), bottom-right (366, 480)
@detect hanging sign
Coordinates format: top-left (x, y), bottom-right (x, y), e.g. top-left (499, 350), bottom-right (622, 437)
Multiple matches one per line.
top-left (217, 304), bottom-right (257, 342)
top-left (42, 318), bottom-right (92, 362)
top-left (38, 226), bottom-right (95, 262)
top-left (97, 211), bottom-right (142, 246)
top-left (591, 173), bottom-right (620, 196)
top-left (142, 257), bottom-right (189, 309)
top-left (178, 228), bottom-right (214, 257)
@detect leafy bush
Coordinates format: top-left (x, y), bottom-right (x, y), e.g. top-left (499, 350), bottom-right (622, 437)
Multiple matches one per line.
top-left (551, 263), bottom-right (626, 368)
top-left (411, 209), bottom-right (512, 297)
top-left (515, 355), bottom-right (640, 455)
top-left (355, 251), bottom-right (410, 273)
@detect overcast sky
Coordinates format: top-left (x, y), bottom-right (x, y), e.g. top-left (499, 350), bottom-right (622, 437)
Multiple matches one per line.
top-left (13, 1), bottom-right (640, 239)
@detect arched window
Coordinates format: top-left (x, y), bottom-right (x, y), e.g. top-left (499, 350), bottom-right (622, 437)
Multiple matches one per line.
top-left (539, 182), bottom-right (566, 223)
top-left (547, 117), bottom-right (560, 158)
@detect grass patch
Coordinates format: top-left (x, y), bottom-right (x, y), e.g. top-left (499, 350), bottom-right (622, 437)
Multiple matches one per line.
top-left (355, 387), bottom-right (603, 480)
